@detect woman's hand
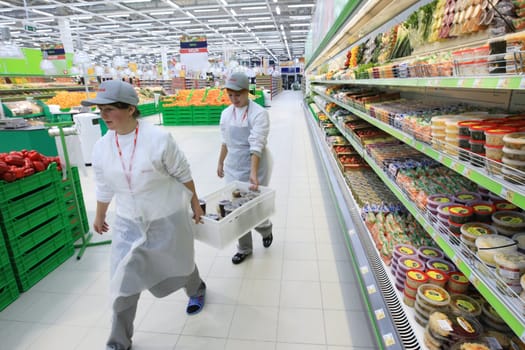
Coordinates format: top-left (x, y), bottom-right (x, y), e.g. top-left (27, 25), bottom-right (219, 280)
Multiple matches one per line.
top-left (93, 215), bottom-right (109, 234)
top-left (249, 171), bottom-right (259, 191)
top-left (191, 201), bottom-right (204, 224)
top-left (217, 162), bottom-right (224, 178)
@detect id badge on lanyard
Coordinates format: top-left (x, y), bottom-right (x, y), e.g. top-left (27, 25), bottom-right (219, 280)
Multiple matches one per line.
top-left (115, 125), bottom-right (139, 192)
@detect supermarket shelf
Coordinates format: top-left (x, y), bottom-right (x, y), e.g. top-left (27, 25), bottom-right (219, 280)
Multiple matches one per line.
top-left (314, 89), bottom-right (525, 211)
top-left (303, 103), bottom-right (421, 350)
top-left (313, 95), bottom-right (525, 341)
top-left (0, 86), bottom-right (89, 94)
top-left (312, 76), bottom-right (525, 90)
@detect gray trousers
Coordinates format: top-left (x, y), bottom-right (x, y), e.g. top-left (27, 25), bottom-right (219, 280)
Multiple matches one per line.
top-left (106, 266), bottom-right (205, 350)
top-left (237, 220), bottom-right (273, 254)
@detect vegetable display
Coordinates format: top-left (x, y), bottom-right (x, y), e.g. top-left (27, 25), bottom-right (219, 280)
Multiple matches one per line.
top-left (0, 150), bottom-right (61, 183)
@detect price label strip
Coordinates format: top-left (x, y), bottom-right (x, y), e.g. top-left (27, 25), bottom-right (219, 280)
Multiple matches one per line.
top-left (375, 308), bottom-right (385, 320)
top-left (360, 266), bottom-right (369, 275)
top-left (383, 333), bottom-right (396, 347)
top-left (367, 284), bottom-right (377, 295)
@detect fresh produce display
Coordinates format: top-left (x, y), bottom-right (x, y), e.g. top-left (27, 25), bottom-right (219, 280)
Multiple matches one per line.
top-left (134, 86), bottom-right (165, 104)
top-left (2, 100), bottom-right (43, 116)
top-left (161, 88), bottom-right (258, 107)
top-left (45, 91), bottom-right (97, 109)
top-left (0, 150), bottom-right (61, 183)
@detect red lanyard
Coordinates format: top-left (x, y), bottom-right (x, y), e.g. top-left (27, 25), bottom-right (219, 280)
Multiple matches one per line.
top-left (232, 104), bottom-right (249, 121)
top-left (115, 124), bottom-right (139, 191)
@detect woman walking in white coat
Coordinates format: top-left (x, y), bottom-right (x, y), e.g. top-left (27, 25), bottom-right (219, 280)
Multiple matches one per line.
top-left (83, 80), bottom-right (206, 350)
top-left (217, 72), bottom-right (274, 264)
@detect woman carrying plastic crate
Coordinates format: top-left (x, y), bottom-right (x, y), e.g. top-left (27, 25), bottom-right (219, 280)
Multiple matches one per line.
top-left (82, 80), bottom-right (206, 350)
top-left (217, 72), bottom-right (274, 264)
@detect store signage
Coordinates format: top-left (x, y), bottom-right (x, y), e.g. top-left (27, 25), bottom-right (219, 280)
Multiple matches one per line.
top-left (41, 43), bottom-right (66, 60)
top-left (24, 25), bottom-right (36, 32)
top-left (180, 35), bottom-right (208, 72)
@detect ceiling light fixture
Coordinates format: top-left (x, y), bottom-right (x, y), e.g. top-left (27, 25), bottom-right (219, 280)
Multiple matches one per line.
top-left (289, 23), bottom-right (310, 27)
top-left (37, 28), bottom-right (53, 33)
top-left (241, 6), bottom-right (267, 10)
top-left (288, 4), bottom-right (314, 8)
top-left (208, 19), bottom-right (228, 23)
top-left (150, 10), bottom-right (174, 15)
top-left (220, 0), bottom-right (228, 5)
top-left (253, 25), bottom-right (274, 29)
top-left (33, 18), bottom-right (55, 23)
top-left (107, 14), bottom-right (129, 18)
top-left (186, 11), bottom-right (196, 18)
top-left (170, 20), bottom-right (191, 24)
top-left (248, 17), bottom-right (271, 21)
top-left (194, 8), bottom-right (219, 13)
top-left (133, 23), bottom-right (153, 27)
top-left (73, 15), bottom-right (93, 20)
top-left (231, 9), bottom-right (237, 16)
top-left (0, 21), bottom-right (16, 25)
top-left (219, 26), bottom-right (238, 31)
top-left (275, 6), bottom-right (280, 15)
top-left (122, 0), bottom-right (152, 3)
top-left (32, 9), bottom-right (54, 17)
top-left (290, 29), bottom-right (309, 33)
top-left (100, 25), bottom-right (120, 29)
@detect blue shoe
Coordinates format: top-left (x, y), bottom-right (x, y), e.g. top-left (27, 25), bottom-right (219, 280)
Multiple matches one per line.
top-left (186, 294), bottom-right (205, 315)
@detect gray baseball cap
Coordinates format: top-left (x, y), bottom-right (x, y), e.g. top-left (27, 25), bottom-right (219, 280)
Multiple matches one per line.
top-left (224, 72), bottom-right (249, 91)
top-left (81, 80), bottom-right (139, 106)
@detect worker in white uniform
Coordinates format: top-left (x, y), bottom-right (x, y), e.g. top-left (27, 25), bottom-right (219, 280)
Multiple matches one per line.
top-left (83, 80), bottom-right (206, 350)
top-left (217, 72), bottom-right (273, 264)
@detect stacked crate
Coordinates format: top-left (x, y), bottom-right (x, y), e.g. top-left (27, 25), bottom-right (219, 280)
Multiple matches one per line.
top-left (137, 102), bottom-right (157, 117)
top-left (0, 235), bottom-right (18, 311)
top-left (0, 164), bottom-right (74, 292)
top-left (62, 167), bottom-right (90, 243)
top-left (162, 106), bottom-right (193, 126)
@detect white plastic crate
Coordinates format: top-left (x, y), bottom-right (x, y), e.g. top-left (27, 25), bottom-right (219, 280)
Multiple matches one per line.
top-left (194, 181), bottom-right (275, 249)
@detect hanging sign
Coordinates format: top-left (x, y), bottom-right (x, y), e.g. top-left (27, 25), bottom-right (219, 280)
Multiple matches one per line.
top-left (41, 43), bottom-right (66, 60)
top-left (180, 35), bottom-right (209, 72)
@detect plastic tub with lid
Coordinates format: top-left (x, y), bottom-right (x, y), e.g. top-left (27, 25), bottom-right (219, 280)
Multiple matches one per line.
top-left (427, 311), bottom-right (483, 345)
top-left (470, 124), bottom-right (497, 141)
top-left (493, 200), bottom-right (519, 212)
top-left (468, 202), bottom-right (496, 223)
top-left (491, 210), bottom-right (525, 236)
top-left (494, 252), bottom-right (525, 283)
top-left (447, 271), bottom-right (469, 294)
top-left (449, 219), bottom-right (464, 237)
top-left (458, 120), bottom-right (482, 136)
top-left (398, 256), bottom-right (425, 276)
top-left (448, 205), bottom-right (474, 224)
top-left (503, 132), bottom-right (525, 150)
top-left (475, 235), bottom-right (518, 266)
top-left (417, 284), bottom-right (451, 309)
top-left (485, 144), bottom-right (504, 162)
top-left (392, 243), bottom-right (417, 261)
top-left (418, 246), bottom-right (445, 261)
top-left (501, 161), bottom-right (525, 185)
top-left (485, 127), bottom-right (517, 146)
top-left (406, 269), bottom-right (429, 290)
top-left (426, 269), bottom-right (449, 288)
top-left (449, 294), bottom-right (482, 318)
top-left (513, 232), bottom-right (525, 253)
top-left (460, 222), bottom-right (497, 244)
top-left (454, 192), bottom-right (481, 205)
top-left (503, 145), bottom-right (525, 161)
top-left (404, 279), bottom-right (418, 298)
top-left (427, 194), bottom-right (455, 211)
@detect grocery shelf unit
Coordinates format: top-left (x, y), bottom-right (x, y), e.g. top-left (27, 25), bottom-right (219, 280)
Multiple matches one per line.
top-left (138, 79), bottom-right (173, 94)
top-left (304, 0), bottom-right (525, 348)
top-left (255, 75), bottom-right (282, 98)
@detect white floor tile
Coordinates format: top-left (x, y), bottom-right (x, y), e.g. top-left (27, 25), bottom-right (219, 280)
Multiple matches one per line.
top-left (321, 282), bottom-right (365, 311)
top-left (282, 260), bottom-right (319, 282)
top-left (0, 320), bottom-right (49, 350)
top-left (201, 277), bottom-right (243, 305)
top-left (318, 261), bottom-right (356, 283)
top-left (225, 339), bottom-right (276, 350)
top-left (182, 304), bottom-right (235, 338)
top-left (243, 257), bottom-right (283, 280)
top-left (280, 281), bottom-right (322, 309)
top-left (277, 308), bottom-right (325, 344)
top-left (76, 327), bottom-right (109, 350)
top-left (208, 256), bottom-right (248, 279)
top-left (324, 310), bottom-right (376, 347)
top-left (283, 242), bottom-right (318, 261)
top-left (175, 335), bottom-right (227, 350)
top-left (132, 331), bottom-right (179, 350)
top-left (27, 324), bottom-right (89, 350)
top-left (237, 278), bottom-right (281, 307)
top-left (137, 300), bottom-right (188, 334)
top-left (228, 305), bottom-right (278, 341)
top-left (276, 344), bottom-right (326, 350)
top-left (316, 243), bottom-right (350, 262)
top-left (53, 294), bottom-right (108, 327)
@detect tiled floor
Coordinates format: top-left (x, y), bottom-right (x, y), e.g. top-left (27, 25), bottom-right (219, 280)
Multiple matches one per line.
top-left (0, 91), bottom-right (376, 349)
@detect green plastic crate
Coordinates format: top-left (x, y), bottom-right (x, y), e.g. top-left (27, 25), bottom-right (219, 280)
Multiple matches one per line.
top-left (16, 244), bottom-right (74, 292)
top-left (1, 200), bottom-right (64, 241)
top-left (11, 229), bottom-right (72, 274)
top-left (0, 183), bottom-right (61, 222)
top-left (0, 269), bottom-right (19, 312)
top-left (0, 163), bottom-right (59, 203)
top-left (7, 214), bottom-right (69, 258)
top-left (137, 102), bottom-right (157, 117)
top-left (0, 239), bottom-right (9, 267)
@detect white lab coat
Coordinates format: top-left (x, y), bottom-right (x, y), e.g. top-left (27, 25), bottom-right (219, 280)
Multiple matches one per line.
top-left (220, 99), bottom-right (272, 185)
top-left (92, 120), bottom-right (195, 310)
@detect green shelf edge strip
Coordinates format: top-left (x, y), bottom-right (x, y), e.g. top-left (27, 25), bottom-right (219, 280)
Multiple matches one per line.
top-left (315, 95), bottom-right (525, 339)
top-left (317, 91), bottom-right (525, 209)
top-left (312, 76), bottom-right (525, 90)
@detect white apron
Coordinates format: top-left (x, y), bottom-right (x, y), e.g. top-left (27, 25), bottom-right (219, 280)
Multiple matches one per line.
top-left (224, 121), bottom-right (272, 185)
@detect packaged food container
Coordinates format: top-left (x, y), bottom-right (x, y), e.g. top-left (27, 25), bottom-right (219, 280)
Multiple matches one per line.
top-left (449, 294), bottom-right (482, 318)
top-left (418, 246), bottom-right (445, 262)
top-left (417, 284), bottom-right (451, 309)
top-left (392, 243), bottom-right (417, 261)
top-left (427, 194), bottom-right (455, 211)
top-left (398, 256), bottom-right (425, 276)
top-left (512, 232), bottom-right (525, 253)
top-left (469, 139), bottom-right (486, 154)
top-left (469, 202), bottom-right (496, 223)
top-left (485, 127), bottom-right (517, 146)
top-left (415, 298), bottom-right (437, 322)
top-left (476, 235), bottom-right (518, 266)
top-left (493, 200), bottom-right (519, 212)
top-left (449, 219), bottom-right (464, 237)
top-left (404, 279), bottom-right (418, 298)
top-left (491, 210), bottom-right (525, 236)
top-left (437, 203), bottom-right (456, 220)
top-left (458, 120), bottom-right (482, 137)
top-left (501, 161), bottom-right (525, 184)
top-left (461, 222), bottom-right (497, 245)
top-left (448, 205), bottom-right (474, 224)
top-left (503, 146), bottom-right (525, 161)
top-left (426, 269), bottom-right (450, 288)
top-left (403, 291), bottom-right (416, 307)
top-left (485, 144), bottom-right (504, 162)
top-left (494, 252), bottom-right (525, 284)
top-left (447, 271), bottom-right (469, 294)
top-left (481, 302), bottom-right (505, 325)
top-left (503, 132), bottom-right (525, 150)
top-left (454, 192), bottom-right (481, 205)
top-left (470, 124), bottom-right (496, 141)
top-left (460, 234), bottom-right (477, 253)
top-left (449, 340), bottom-right (490, 350)
top-left (406, 269), bottom-right (429, 290)
top-left (427, 259), bottom-right (456, 275)
top-left (471, 152), bottom-right (486, 168)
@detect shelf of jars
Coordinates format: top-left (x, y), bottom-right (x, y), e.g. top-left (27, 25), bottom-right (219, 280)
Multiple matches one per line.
top-left (310, 93), bottom-right (525, 341)
top-left (311, 87), bottom-right (525, 211)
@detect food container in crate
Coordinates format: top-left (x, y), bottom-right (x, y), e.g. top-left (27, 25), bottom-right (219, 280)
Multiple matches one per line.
top-left (194, 181), bottom-right (275, 249)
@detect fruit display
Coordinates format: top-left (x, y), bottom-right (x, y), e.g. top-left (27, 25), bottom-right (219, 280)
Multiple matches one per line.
top-left (0, 150), bottom-right (61, 183)
top-left (2, 100), bottom-right (43, 116)
top-left (44, 91), bottom-right (97, 109)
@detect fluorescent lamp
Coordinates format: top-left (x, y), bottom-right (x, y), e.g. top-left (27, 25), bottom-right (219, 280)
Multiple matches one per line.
top-left (74, 15), bottom-right (93, 20)
top-left (33, 18), bottom-right (55, 23)
top-left (219, 26), bottom-right (238, 30)
top-left (220, 0), bottom-right (228, 5)
top-left (290, 23), bottom-right (310, 27)
top-left (32, 9), bottom-right (54, 17)
top-left (248, 17), bottom-right (271, 21)
top-left (107, 14), bottom-right (129, 18)
top-left (231, 9), bottom-right (237, 16)
top-left (289, 15), bottom-right (312, 19)
top-left (288, 4), bottom-right (314, 7)
top-left (71, 26), bottom-right (87, 30)
top-left (276, 6), bottom-right (280, 15)
top-left (150, 10), bottom-right (174, 15)
top-left (208, 19), bottom-right (228, 23)
top-left (186, 11), bottom-right (196, 18)
top-left (0, 21), bottom-right (16, 25)
top-left (133, 23), bottom-right (152, 27)
top-left (170, 20), bottom-right (191, 24)
top-left (241, 6), bottom-right (266, 10)
top-left (280, 24), bottom-right (284, 30)
top-left (100, 25), bottom-right (120, 29)
top-left (253, 25), bottom-right (274, 29)
top-left (122, 0), bottom-right (152, 3)
top-left (194, 8), bottom-right (219, 13)
top-left (37, 28), bottom-right (53, 33)
top-left (290, 29), bottom-right (309, 33)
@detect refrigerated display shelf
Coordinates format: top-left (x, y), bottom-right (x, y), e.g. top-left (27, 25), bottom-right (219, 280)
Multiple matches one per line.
top-left (303, 103), bottom-right (421, 350)
top-left (313, 96), bottom-right (525, 341)
top-left (312, 76), bottom-right (525, 90)
top-left (313, 89), bottom-right (525, 211)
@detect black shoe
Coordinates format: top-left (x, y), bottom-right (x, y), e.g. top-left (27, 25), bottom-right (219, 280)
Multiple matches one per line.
top-left (262, 233), bottom-right (273, 248)
top-left (232, 252), bottom-right (249, 264)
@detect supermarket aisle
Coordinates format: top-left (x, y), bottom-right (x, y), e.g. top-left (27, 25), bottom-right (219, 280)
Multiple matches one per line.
top-left (0, 91), bottom-right (376, 350)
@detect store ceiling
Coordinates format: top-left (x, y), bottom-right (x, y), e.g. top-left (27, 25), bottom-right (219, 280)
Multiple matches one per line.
top-left (0, 0), bottom-right (315, 66)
